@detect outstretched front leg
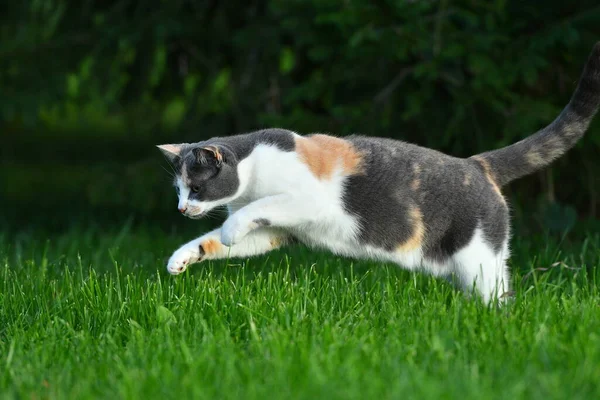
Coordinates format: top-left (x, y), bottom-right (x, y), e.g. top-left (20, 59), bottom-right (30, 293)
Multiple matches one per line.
top-left (220, 194), bottom-right (313, 246)
top-left (167, 227), bottom-right (289, 275)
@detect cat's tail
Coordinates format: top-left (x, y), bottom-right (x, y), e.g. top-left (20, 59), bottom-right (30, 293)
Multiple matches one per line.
top-left (471, 42), bottom-right (600, 187)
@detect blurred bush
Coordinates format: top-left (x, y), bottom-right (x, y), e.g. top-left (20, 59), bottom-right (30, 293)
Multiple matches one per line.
top-left (1, 1), bottom-right (599, 229)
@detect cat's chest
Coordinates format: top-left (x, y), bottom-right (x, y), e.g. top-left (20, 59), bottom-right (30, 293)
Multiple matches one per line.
top-left (287, 212), bottom-right (360, 252)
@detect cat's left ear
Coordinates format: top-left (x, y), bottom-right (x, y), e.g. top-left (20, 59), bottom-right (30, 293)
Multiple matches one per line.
top-left (157, 144), bottom-right (182, 163)
top-left (194, 146), bottom-right (224, 167)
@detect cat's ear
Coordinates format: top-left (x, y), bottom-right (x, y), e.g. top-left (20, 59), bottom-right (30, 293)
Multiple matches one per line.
top-left (193, 146), bottom-right (223, 168)
top-left (157, 144), bottom-right (182, 163)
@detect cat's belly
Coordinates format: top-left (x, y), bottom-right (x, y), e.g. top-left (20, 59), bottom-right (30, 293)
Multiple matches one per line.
top-left (288, 218), bottom-right (361, 256)
top-left (288, 221), bottom-right (429, 272)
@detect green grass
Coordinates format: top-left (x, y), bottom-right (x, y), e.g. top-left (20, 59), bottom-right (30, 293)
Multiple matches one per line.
top-left (1, 224), bottom-right (600, 400)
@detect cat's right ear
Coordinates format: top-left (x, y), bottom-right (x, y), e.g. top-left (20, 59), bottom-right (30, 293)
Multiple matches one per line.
top-left (157, 144), bottom-right (182, 163)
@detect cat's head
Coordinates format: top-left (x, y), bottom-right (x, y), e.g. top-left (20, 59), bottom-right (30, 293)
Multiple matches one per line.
top-left (157, 143), bottom-right (242, 218)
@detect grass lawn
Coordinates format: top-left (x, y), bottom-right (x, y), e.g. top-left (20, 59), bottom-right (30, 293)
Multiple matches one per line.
top-left (1, 223), bottom-right (600, 399)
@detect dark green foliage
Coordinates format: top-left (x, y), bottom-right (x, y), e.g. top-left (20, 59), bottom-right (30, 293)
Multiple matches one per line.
top-left (1, 1), bottom-right (600, 225)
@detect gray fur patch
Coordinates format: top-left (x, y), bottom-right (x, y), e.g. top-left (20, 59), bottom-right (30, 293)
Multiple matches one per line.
top-left (253, 218), bottom-right (271, 227)
top-left (198, 243), bottom-right (206, 259)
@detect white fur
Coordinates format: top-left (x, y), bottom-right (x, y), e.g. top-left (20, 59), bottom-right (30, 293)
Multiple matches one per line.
top-left (452, 228), bottom-right (510, 303)
top-left (167, 139), bottom-right (510, 303)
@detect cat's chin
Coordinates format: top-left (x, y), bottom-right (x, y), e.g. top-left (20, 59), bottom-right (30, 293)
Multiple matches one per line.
top-left (186, 213), bottom-right (205, 220)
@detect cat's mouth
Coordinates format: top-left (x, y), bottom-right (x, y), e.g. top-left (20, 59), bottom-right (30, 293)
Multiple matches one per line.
top-left (187, 212), bottom-right (205, 220)
top-left (183, 210), bottom-right (205, 219)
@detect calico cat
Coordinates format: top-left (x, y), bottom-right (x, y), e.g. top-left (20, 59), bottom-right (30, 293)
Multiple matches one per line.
top-left (158, 42), bottom-right (600, 303)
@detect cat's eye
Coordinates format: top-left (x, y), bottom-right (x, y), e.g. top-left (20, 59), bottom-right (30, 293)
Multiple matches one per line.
top-left (191, 186), bottom-right (200, 193)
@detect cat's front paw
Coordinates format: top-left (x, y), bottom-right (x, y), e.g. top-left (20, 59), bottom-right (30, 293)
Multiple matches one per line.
top-left (221, 216), bottom-right (251, 246)
top-left (166, 245), bottom-right (201, 275)
top-left (220, 228), bottom-right (239, 247)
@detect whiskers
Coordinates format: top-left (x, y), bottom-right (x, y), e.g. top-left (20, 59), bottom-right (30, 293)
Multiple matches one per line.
top-left (159, 154), bottom-right (178, 181)
top-left (160, 165), bottom-right (176, 182)
top-left (202, 208), bottom-right (226, 220)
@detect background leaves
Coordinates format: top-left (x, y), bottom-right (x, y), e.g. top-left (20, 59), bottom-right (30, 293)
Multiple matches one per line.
top-left (1, 0), bottom-right (599, 230)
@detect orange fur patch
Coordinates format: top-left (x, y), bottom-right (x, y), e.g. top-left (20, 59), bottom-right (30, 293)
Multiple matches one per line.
top-left (295, 134), bottom-right (363, 179)
top-left (563, 120), bottom-right (585, 138)
top-left (202, 146), bottom-right (223, 163)
top-left (270, 236), bottom-right (284, 248)
top-left (201, 238), bottom-right (223, 255)
top-left (545, 136), bottom-right (565, 160)
top-left (411, 163), bottom-right (421, 191)
top-left (463, 172), bottom-right (471, 186)
top-left (411, 179), bottom-right (421, 191)
top-left (472, 156), bottom-right (505, 203)
top-left (397, 206), bottom-right (425, 253)
top-left (525, 149), bottom-right (544, 167)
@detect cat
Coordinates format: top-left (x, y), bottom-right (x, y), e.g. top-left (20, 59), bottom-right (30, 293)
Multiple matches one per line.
top-left (158, 42), bottom-right (600, 303)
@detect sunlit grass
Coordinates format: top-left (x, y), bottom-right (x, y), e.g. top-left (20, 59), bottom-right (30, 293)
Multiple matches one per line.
top-left (1, 226), bottom-right (599, 399)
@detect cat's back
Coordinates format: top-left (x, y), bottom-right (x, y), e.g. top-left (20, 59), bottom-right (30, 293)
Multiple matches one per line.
top-left (344, 134), bottom-right (472, 198)
top-left (346, 134), bottom-right (458, 167)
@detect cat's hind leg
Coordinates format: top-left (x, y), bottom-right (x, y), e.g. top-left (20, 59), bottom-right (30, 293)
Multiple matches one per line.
top-left (452, 229), bottom-right (511, 304)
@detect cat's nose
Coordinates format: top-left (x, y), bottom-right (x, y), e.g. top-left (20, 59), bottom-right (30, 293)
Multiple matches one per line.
top-left (178, 206), bottom-right (187, 213)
